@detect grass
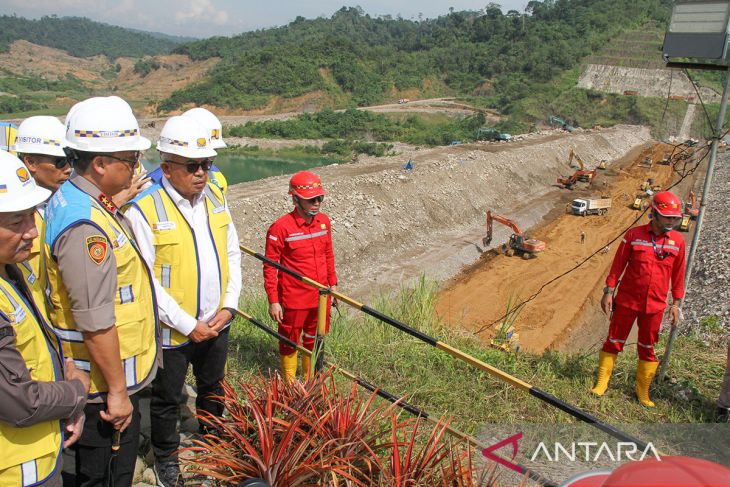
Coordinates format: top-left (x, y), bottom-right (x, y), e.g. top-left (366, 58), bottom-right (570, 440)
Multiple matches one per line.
top-left (225, 276), bottom-right (726, 443)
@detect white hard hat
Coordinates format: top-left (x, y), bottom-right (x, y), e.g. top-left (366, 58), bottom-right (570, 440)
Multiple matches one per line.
top-left (12, 116), bottom-right (67, 157)
top-left (64, 96), bottom-right (151, 153)
top-left (157, 116), bottom-right (217, 159)
top-left (0, 151), bottom-right (51, 212)
top-left (182, 107), bottom-right (227, 149)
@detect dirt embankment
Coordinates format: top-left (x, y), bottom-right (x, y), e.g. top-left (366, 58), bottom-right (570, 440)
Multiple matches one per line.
top-left (436, 143), bottom-right (682, 353)
top-left (227, 125), bottom-right (653, 305)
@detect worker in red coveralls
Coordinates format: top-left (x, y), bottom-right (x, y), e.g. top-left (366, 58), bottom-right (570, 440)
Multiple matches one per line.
top-left (591, 191), bottom-right (686, 407)
top-left (264, 171), bottom-right (337, 382)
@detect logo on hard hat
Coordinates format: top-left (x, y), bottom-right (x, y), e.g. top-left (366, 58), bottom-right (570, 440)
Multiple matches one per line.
top-left (16, 167), bottom-right (30, 183)
top-left (211, 129), bottom-right (220, 140)
top-left (197, 138), bottom-right (207, 148)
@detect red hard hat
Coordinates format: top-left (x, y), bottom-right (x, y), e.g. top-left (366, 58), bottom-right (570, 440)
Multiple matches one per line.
top-left (288, 170), bottom-right (325, 199)
top-left (599, 456), bottom-right (730, 487)
top-left (652, 191), bottom-right (682, 217)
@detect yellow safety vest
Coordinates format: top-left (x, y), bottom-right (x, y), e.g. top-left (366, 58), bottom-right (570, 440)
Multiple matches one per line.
top-left (130, 183), bottom-right (230, 348)
top-left (0, 274), bottom-right (62, 486)
top-left (18, 210), bottom-right (49, 318)
top-left (44, 183), bottom-right (158, 397)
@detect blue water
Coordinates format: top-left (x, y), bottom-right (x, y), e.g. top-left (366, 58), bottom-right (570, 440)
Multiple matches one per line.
top-left (142, 152), bottom-right (334, 185)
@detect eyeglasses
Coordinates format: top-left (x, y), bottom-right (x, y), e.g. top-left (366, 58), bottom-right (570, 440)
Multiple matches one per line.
top-left (105, 153), bottom-right (141, 167)
top-left (163, 159), bottom-right (213, 174)
top-left (44, 156), bottom-right (70, 169)
top-left (304, 196), bottom-right (324, 203)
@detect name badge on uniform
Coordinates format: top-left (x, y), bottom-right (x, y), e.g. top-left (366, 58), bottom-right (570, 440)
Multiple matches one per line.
top-left (212, 207), bottom-right (225, 214)
top-left (114, 233), bottom-right (128, 249)
top-left (119, 285), bottom-right (134, 304)
top-left (10, 306), bottom-right (26, 324)
top-left (153, 221), bottom-right (177, 231)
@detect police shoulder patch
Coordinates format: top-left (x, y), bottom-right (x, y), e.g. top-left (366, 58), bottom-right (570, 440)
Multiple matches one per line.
top-left (86, 235), bottom-right (109, 265)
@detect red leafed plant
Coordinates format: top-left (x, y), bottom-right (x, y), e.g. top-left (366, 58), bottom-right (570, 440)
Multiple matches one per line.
top-left (185, 368), bottom-right (513, 486)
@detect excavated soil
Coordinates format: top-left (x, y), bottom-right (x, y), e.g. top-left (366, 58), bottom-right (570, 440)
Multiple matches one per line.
top-left (227, 126), bottom-right (654, 326)
top-left (436, 143), bottom-right (702, 353)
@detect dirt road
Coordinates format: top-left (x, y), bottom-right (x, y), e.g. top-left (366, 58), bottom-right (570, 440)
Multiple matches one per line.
top-left (435, 143), bottom-right (691, 353)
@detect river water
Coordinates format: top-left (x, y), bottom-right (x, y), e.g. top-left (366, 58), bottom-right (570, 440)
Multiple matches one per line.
top-left (142, 152), bottom-right (335, 185)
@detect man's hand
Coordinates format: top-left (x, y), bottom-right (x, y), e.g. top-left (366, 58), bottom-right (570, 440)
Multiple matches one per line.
top-left (669, 306), bottom-right (682, 328)
top-left (601, 293), bottom-right (613, 315)
top-left (64, 358), bottom-right (90, 393)
top-left (189, 320), bottom-right (218, 343)
top-left (208, 308), bottom-right (233, 333)
top-left (112, 171), bottom-right (151, 207)
top-left (63, 412), bottom-right (85, 448)
top-left (269, 303), bottom-right (284, 323)
top-left (99, 390), bottom-right (133, 431)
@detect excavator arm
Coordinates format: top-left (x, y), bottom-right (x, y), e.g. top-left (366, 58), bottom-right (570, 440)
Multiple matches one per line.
top-left (483, 210), bottom-right (523, 246)
top-left (567, 149), bottom-right (586, 170)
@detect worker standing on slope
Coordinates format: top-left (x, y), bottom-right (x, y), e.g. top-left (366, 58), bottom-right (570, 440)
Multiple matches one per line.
top-left (264, 171), bottom-right (337, 382)
top-left (0, 152), bottom-right (90, 486)
top-left (125, 116), bottom-right (241, 487)
top-left (44, 96), bottom-right (160, 486)
top-left (591, 191), bottom-right (685, 407)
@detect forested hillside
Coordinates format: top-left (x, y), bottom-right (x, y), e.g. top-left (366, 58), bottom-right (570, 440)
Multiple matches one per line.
top-left (161, 0), bottom-right (671, 113)
top-left (0, 15), bottom-right (179, 58)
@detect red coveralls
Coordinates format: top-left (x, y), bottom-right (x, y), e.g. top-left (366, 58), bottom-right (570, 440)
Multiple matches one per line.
top-left (602, 223), bottom-right (686, 361)
top-left (264, 210), bottom-right (337, 354)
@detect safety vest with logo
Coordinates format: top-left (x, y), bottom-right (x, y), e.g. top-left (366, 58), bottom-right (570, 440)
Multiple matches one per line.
top-left (44, 182), bottom-right (158, 397)
top-left (0, 275), bottom-right (63, 486)
top-left (18, 210), bottom-right (50, 318)
top-left (130, 182), bottom-right (230, 348)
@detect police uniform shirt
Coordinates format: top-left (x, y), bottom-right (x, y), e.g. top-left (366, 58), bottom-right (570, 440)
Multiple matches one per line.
top-left (51, 174), bottom-right (161, 399)
top-left (0, 264), bottom-right (87, 428)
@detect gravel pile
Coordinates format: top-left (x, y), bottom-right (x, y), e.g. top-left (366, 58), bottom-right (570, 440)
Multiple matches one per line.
top-left (682, 150), bottom-right (730, 333)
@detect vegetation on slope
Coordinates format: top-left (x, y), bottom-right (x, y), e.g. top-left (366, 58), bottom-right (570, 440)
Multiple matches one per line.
top-left (161, 0), bottom-right (672, 112)
top-left (0, 15), bottom-right (179, 58)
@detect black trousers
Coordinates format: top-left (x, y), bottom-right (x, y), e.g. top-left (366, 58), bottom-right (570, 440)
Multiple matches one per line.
top-left (74, 394), bottom-right (141, 487)
top-left (150, 327), bottom-right (229, 459)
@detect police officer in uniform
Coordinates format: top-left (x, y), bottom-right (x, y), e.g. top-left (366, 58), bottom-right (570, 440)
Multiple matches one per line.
top-left (44, 96), bottom-right (160, 486)
top-left (125, 116), bottom-right (241, 487)
top-left (0, 151), bottom-right (89, 486)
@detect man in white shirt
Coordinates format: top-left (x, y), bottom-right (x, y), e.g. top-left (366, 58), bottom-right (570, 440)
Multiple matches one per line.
top-left (124, 116), bottom-right (241, 487)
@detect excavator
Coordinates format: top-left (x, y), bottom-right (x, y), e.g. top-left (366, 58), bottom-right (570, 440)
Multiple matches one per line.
top-left (482, 210), bottom-right (546, 259)
top-left (557, 149), bottom-right (597, 189)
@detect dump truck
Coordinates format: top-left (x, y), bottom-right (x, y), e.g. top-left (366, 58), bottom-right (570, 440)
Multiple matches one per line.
top-left (482, 210), bottom-right (546, 259)
top-left (571, 197), bottom-right (612, 216)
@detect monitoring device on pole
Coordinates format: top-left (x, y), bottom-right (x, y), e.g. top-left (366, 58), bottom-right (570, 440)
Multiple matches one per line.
top-left (663, 1), bottom-right (730, 60)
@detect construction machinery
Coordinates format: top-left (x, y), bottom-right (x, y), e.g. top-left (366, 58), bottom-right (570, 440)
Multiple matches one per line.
top-left (475, 127), bottom-right (512, 141)
top-left (482, 210), bottom-right (546, 259)
top-left (557, 168), bottom-right (597, 189)
top-left (640, 178), bottom-right (661, 192)
top-left (571, 197), bottom-right (612, 216)
top-left (598, 159), bottom-right (607, 170)
top-left (678, 214), bottom-right (692, 232)
top-left (548, 116), bottom-right (575, 132)
top-left (685, 190), bottom-right (699, 219)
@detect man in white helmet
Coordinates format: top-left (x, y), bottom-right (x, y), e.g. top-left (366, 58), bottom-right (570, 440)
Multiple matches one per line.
top-left (44, 96), bottom-right (160, 486)
top-left (0, 151), bottom-right (89, 486)
top-left (125, 115), bottom-right (241, 486)
top-left (148, 107), bottom-right (229, 195)
top-left (11, 116), bottom-right (72, 307)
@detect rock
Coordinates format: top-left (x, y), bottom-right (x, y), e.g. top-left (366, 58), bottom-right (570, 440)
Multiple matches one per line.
top-left (141, 467), bottom-right (157, 485)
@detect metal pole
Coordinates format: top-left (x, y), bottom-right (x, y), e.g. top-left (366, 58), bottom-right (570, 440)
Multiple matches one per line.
top-left (659, 65), bottom-right (730, 381)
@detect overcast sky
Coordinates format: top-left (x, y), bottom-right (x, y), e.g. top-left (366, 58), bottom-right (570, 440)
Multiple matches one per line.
top-left (0, 1), bottom-right (529, 38)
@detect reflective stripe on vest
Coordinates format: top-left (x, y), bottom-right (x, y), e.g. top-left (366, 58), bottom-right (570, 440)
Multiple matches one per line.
top-left (132, 183), bottom-right (230, 349)
top-left (284, 229), bottom-right (329, 242)
top-left (0, 277), bottom-right (62, 485)
top-left (44, 181), bottom-right (158, 397)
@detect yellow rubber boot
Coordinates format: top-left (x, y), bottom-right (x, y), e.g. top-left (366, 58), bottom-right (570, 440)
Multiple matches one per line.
top-left (636, 360), bottom-right (659, 407)
top-left (280, 352), bottom-right (298, 383)
top-left (591, 351), bottom-right (617, 396)
top-left (301, 354), bottom-right (312, 381)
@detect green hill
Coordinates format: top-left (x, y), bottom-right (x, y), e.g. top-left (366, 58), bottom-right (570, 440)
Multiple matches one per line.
top-left (0, 15), bottom-right (180, 58)
top-left (160, 0), bottom-right (671, 113)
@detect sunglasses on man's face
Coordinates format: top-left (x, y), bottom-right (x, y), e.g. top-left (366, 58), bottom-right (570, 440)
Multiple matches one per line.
top-left (304, 196), bottom-right (324, 203)
top-left (165, 159), bottom-right (213, 174)
top-left (46, 156), bottom-right (70, 169)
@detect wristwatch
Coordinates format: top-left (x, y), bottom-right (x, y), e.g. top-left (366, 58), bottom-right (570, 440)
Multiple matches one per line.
top-left (603, 287), bottom-right (614, 295)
